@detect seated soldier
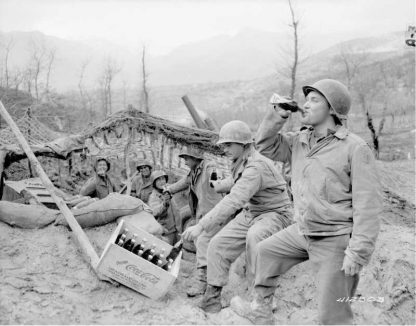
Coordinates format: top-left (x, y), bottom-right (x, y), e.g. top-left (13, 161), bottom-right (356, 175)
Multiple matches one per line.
top-left (148, 170), bottom-right (179, 245)
top-left (80, 157), bottom-right (119, 199)
top-left (131, 159), bottom-right (153, 203)
top-left (182, 120), bottom-right (293, 313)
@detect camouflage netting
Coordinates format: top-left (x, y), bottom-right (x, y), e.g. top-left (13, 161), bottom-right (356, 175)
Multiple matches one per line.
top-left (0, 107), bottom-right (233, 198)
top-left (0, 112), bottom-right (62, 147)
top-left (80, 108), bottom-right (230, 178)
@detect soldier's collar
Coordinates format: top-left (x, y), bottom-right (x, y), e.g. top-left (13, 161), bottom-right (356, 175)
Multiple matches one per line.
top-left (300, 125), bottom-right (348, 140)
top-left (333, 125), bottom-right (348, 139)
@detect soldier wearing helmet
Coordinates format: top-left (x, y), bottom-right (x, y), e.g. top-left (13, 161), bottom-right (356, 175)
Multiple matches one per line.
top-left (148, 170), bottom-right (178, 245)
top-left (182, 120), bottom-right (293, 313)
top-left (164, 146), bottom-right (223, 297)
top-left (231, 79), bottom-right (382, 324)
top-left (79, 157), bottom-right (119, 199)
top-left (131, 159), bottom-right (153, 203)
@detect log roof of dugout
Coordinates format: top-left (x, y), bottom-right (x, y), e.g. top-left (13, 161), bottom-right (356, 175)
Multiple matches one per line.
top-left (1, 107), bottom-right (224, 163)
top-left (82, 108), bottom-right (224, 155)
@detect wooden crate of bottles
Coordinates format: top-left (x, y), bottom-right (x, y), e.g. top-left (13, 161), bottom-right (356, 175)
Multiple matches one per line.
top-left (96, 219), bottom-right (182, 300)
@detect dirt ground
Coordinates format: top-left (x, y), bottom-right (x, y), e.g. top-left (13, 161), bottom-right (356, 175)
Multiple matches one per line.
top-left (0, 161), bottom-right (415, 325)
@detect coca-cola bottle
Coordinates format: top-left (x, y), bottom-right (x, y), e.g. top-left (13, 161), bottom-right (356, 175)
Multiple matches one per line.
top-left (151, 248), bottom-right (166, 266)
top-left (162, 258), bottom-right (174, 271)
top-left (115, 228), bottom-right (129, 244)
top-left (166, 240), bottom-right (183, 262)
top-left (209, 168), bottom-right (218, 188)
top-left (142, 244), bottom-right (156, 261)
top-left (116, 234), bottom-right (127, 246)
top-left (123, 233), bottom-right (138, 251)
top-left (132, 238), bottom-right (148, 257)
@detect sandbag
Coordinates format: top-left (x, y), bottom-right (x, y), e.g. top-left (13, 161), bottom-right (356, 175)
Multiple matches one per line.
top-left (65, 195), bottom-right (91, 207)
top-left (55, 193), bottom-right (149, 228)
top-left (117, 210), bottom-right (164, 236)
top-left (74, 197), bottom-right (98, 209)
top-left (0, 201), bottom-right (57, 229)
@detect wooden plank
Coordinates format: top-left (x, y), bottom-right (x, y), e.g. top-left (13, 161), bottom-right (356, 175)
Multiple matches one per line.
top-left (0, 100), bottom-right (100, 270)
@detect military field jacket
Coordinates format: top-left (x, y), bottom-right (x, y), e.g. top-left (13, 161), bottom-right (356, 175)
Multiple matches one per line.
top-left (256, 110), bottom-right (382, 265)
top-left (167, 160), bottom-right (223, 221)
top-left (198, 149), bottom-right (291, 233)
top-left (148, 189), bottom-right (176, 234)
top-left (131, 175), bottom-right (153, 203)
top-left (79, 175), bottom-right (118, 199)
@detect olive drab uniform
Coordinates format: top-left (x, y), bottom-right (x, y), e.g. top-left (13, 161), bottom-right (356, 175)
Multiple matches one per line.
top-left (131, 175), bottom-right (153, 203)
top-left (253, 111), bottom-right (382, 324)
top-left (80, 175), bottom-right (119, 199)
top-left (199, 147), bottom-right (293, 287)
top-left (167, 159), bottom-right (223, 267)
top-left (148, 189), bottom-right (178, 245)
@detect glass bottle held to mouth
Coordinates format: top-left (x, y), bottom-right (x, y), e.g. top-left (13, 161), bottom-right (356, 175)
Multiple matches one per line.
top-left (269, 93), bottom-right (305, 114)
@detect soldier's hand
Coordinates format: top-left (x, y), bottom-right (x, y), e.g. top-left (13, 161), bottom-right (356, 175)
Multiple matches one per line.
top-left (162, 192), bottom-right (171, 201)
top-left (269, 94), bottom-right (291, 119)
top-left (182, 224), bottom-right (203, 241)
top-left (341, 255), bottom-right (362, 276)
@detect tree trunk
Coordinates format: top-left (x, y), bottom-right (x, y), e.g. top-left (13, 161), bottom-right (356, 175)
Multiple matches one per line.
top-left (365, 109), bottom-right (379, 158)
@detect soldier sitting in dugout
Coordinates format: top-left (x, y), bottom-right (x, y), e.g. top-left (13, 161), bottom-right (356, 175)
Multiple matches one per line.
top-left (79, 157), bottom-right (119, 199)
top-left (148, 170), bottom-right (179, 245)
top-left (131, 159), bottom-right (153, 203)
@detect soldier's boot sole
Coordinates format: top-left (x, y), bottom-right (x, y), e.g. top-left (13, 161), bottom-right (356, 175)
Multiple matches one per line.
top-left (230, 296), bottom-right (275, 325)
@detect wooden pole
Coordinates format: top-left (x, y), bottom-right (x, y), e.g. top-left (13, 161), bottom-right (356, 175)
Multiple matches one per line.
top-left (0, 100), bottom-right (100, 269)
top-left (181, 95), bottom-right (208, 130)
top-left (27, 107), bottom-right (34, 177)
top-left (119, 170), bottom-right (138, 195)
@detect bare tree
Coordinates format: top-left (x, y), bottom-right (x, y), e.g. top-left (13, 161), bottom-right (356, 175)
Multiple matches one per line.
top-left (338, 45), bottom-right (369, 90)
top-left (78, 58), bottom-right (93, 118)
top-left (9, 68), bottom-right (24, 91)
top-left (140, 44), bottom-right (150, 113)
top-left (1, 36), bottom-right (15, 88)
top-left (276, 0), bottom-right (307, 132)
top-left (22, 66), bottom-right (34, 95)
top-left (44, 47), bottom-right (57, 96)
top-left (287, 0), bottom-right (299, 100)
top-left (122, 79), bottom-right (128, 109)
top-left (99, 57), bottom-right (121, 116)
top-left (29, 38), bottom-right (47, 101)
top-left (353, 63), bottom-right (392, 159)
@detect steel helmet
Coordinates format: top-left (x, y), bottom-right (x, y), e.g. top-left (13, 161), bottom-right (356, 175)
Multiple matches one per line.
top-left (302, 79), bottom-right (351, 120)
top-left (136, 159), bottom-right (153, 171)
top-left (217, 120), bottom-right (253, 145)
top-left (179, 147), bottom-right (204, 160)
top-left (151, 170), bottom-right (169, 187)
top-left (94, 157), bottom-right (111, 171)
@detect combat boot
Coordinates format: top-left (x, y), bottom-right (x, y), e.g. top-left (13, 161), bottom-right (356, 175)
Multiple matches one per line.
top-left (187, 267), bottom-right (207, 297)
top-left (230, 293), bottom-right (275, 325)
top-left (198, 285), bottom-right (222, 313)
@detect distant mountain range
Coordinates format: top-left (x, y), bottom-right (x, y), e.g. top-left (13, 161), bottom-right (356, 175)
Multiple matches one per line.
top-left (0, 29), bottom-right (409, 91)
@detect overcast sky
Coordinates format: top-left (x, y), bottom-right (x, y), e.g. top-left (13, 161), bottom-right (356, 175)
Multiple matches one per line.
top-left (0, 0), bottom-right (414, 54)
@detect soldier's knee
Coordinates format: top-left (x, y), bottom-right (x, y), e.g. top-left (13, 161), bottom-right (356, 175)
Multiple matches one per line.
top-left (247, 226), bottom-right (270, 248)
top-left (256, 238), bottom-right (272, 257)
top-left (207, 233), bottom-right (228, 254)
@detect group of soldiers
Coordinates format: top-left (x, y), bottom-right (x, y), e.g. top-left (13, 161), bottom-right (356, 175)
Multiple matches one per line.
top-left (80, 78), bottom-right (383, 325)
